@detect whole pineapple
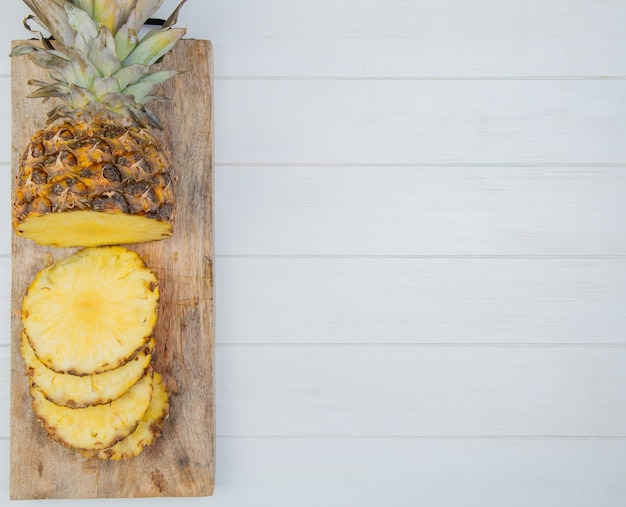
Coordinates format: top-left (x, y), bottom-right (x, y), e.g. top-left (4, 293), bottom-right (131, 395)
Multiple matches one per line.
top-left (11, 0), bottom-right (187, 247)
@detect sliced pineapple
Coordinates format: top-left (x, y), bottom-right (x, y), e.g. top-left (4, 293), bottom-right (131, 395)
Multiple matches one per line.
top-left (15, 209), bottom-right (173, 248)
top-left (21, 332), bottom-right (154, 408)
top-left (22, 246), bottom-right (159, 375)
top-left (80, 372), bottom-right (169, 460)
top-left (10, 0), bottom-right (187, 248)
top-left (31, 370), bottom-right (153, 451)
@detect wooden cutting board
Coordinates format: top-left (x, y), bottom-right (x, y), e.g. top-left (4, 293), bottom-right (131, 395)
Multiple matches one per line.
top-left (9, 40), bottom-right (215, 499)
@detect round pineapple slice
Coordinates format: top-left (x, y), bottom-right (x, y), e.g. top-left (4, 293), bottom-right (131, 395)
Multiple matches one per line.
top-left (21, 332), bottom-right (154, 408)
top-left (31, 370), bottom-right (154, 451)
top-left (80, 372), bottom-right (169, 460)
top-left (22, 246), bottom-right (159, 375)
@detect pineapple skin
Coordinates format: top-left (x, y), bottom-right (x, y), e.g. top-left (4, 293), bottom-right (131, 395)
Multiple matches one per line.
top-left (21, 332), bottom-right (155, 408)
top-left (80, 372), bottom-right (169, 460)
top-left (13, 118), bottom-right (175, 247)
top-left (30, 370), bottom-right (154, 451)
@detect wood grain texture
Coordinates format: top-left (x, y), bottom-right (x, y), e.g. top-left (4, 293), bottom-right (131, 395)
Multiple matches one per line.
top-left (215, 346), bottom-right (626, 437)
top-left (215, 258), bottom-right (626, 345)
top-left (208, 37), bottom-right (626, 78)
top-left (3, 0), bottom-right (626, 76)
top-left (1, 437), bottom-right (626, 507)
top-left (215, 166), bottom-right (626, 256)
top-left (212, 80), bottom-right (626, 165)
top-left (9, 40), bottom-right (215, 499)
top-left (211, 437), bottom-right (626, 507)
top-left (0, 176), bottom-right (9, 250)
top-left (205, 437), bottom-right (626, 507)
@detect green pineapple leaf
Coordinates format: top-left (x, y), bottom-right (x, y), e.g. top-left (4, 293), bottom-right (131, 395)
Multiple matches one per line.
top-left (123, 27), bottom-right (186, 66)
top-left (88, 26), bottom-right (121, 76)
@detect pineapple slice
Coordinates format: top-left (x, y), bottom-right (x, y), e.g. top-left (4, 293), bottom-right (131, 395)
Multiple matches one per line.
top-left (31, 370), bottom-right (154, 451)
top-left (21, 332), bottom-right (154, 408)
top-left (22, 246), bottom-right (159, 375)
top-left (15, 210), bottom-right (173, 248)
top-left (80, 372), bottom-right (169, 460)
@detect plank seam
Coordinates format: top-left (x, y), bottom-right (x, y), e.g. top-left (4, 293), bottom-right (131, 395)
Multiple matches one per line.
top-left (215, 435), bottom-right (626, 440)
top-left (4, 162), bottom-right (626, 168)
top-left (214, 163), bottom-right (626, 168)
top-left (215, 254), bottom-right (626, 259)
top-left (4, 74), bottom-right (626, 81)
top-left (2, 435), bottom-right (626, 441)
top-left (2, 343), bottom-right (625, 349)
top-left (215, 76), bottom-right (626, 81)
top-left (213, 343), bottom-right (626, 348)
top-left (2, 254), bottom-right (626, 260)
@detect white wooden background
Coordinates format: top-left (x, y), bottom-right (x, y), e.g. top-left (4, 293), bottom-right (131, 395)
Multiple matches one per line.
top-left (1, 0), bottom-right (626, 504)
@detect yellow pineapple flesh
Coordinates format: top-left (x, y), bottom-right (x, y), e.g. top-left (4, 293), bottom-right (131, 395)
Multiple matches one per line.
top-left (80, 372), bottom-right (169, 460)
top-left (22, 246), bottom-right (159, 375)
top-left (30, 370), bottom-right (154, 451)
top-left (21, 332), bottom-right (154, 408)
top-left (14, 119), bottom-right (174, 247)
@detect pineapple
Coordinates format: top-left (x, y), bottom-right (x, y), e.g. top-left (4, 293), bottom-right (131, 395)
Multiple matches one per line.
top-left (21, 332), bottom-right (154, 408)
top-left (10, 0), bottom-right (187, 247)
top-left (30, 370), bottom-right (154, 450)
top-left (80, 372), bottom-right (169, 460)
top-left (22, 246), bottom-right (159, 375)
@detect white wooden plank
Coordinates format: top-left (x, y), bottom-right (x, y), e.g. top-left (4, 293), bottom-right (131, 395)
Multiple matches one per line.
top-left (0, 348), bottom-right (9, 437)
top-left (211, 37), bottom-right (626, 78)
top-left (215, 346), bottom-right (626, 437)
top-left (0, 166), bottom-right (10, 255)
top-left (4, 80), bottom-right (624, 166)
top-left (188, 437), bottom-right (626, 507)
top-left (216, 258), bottom-right (626, 345)
top-left (181, 0), bottom-right (626, 39)
top-left (213, 80), bottom-right (626, 164)
top-left (0, 78), bottom-right (9, 166)
top-left (0, 259), bottom-right (8, 347)
top-left (5, 345), bottom-right (624, 438)
top-left (216, 166), bottom-right (626, 256)
top-left (3, 1), bottom-right (626, 77)
top-left (6, 1), bottom-right (626, 73)
top-left (1, 438), bottom-right (626, 506)
top-left (195, 437), bottom-right (626, 507)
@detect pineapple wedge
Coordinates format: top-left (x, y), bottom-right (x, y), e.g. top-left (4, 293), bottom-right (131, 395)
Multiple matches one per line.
top-left (31, 370), bottom-right (154, 451)
top-left (22, 246), bottom-right (159, 375)
top-left (80, 372), bottom-right (169, 460)
top-left (21, 332), bottom-right (154, 408)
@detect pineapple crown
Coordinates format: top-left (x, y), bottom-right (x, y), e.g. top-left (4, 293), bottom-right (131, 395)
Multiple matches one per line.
top-left (10, 0), bottom-right (188, 128)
